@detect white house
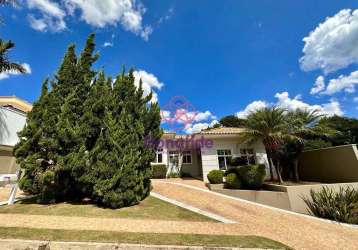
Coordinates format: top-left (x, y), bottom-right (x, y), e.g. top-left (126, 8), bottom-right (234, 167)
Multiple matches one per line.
top-left (150, 127), bottom-right (270, 182)
top-left (0, 96), bottom-right (32, 175)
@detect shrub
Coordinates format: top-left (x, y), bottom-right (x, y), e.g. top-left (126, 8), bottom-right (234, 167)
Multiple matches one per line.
top-left (228, 157), bottom-right (248, 167)
top-left (303, 186), bottom-right (358, 225)
top-left (167, 172), bottom-right (180, 178)
top-left (237, 164), bottom-right (266, 189)
top-left (225, 173), bottom-right (241, 189)
top-left (207, 170), bottom-right (224, 184)
top-left (151, 165), bottom-right (167, 179)
top-left (224, 167), bottom-right (238, 176)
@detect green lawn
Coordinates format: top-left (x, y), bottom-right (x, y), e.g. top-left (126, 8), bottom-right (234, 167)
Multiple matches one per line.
top-left (0, 227), bottom-right (291, 249)
top-left (0, 196), bottom-right (211, 222)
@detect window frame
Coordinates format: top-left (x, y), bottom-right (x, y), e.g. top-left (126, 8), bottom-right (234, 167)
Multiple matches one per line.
top-left (239, 148), bottom-right (256, 165)
top-left (217, 149), bottom-right (232, 170)
top-left (182, 150), bottom-right (192, 164)
top-left (154, 148), bottom-right (163, 163)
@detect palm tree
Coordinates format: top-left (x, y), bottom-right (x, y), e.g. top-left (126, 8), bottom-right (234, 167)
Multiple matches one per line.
top-left (0, 39), bottom-right (26, 74)
top-left (285, 109), bottom-right (337, 181)
top-left (240, 106), bottom-right (293, 183)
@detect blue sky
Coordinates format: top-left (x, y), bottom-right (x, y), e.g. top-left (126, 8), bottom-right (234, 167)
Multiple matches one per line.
top-left (1, 1), bottom-right (358, 133)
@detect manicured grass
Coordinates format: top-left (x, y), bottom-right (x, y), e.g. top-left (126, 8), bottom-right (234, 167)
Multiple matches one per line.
top-left (0, 227), bottom-right (291, 249)
top-left (0, 196), bottom-right (212, 222)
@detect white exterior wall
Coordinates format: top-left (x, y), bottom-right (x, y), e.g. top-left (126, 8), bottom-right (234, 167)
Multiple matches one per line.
top-left (0, 107), bottom-right (27, 146)
top-left (201, 138), bottom-right (269, 182)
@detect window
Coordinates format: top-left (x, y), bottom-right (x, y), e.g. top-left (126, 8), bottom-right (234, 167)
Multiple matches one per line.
top-left (154, 148), bottom-right (163, 163)
top-left (182, 150), bottom-right (192, 164)
top-left (169, 151), bottom-right (179, 165)
top-left (239, 148), bottom-right (256, 165)
top-left (217, 149), bottom-right (232, 170)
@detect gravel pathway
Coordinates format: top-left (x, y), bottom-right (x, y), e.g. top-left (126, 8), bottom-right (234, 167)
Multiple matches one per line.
top-left (152, 179), bottom-right (358, 250)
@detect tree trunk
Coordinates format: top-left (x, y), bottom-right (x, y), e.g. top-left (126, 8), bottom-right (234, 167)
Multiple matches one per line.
top-left (293, 159), bottom-right (299, 182)
top-left (268, 157), bottom-right (275, 182)
top-left (275, 160), bottom-right (283, 184)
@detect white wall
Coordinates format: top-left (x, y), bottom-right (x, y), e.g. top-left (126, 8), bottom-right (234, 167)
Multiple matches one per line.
top-left (0, 107), bottom-right (27, 146)
top-left (201, 138), bottom-right (269, 182)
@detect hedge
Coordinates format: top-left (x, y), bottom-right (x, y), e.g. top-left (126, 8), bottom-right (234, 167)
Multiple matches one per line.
top-left (151, 165), bottom-right (167, 179)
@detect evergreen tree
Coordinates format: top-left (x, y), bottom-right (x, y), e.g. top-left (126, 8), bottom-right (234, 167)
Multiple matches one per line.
top-left (88, 70), bottom-right (162, 208)
top-left (14, 80), bottom-right (49, 195)
top-left (15, 34), bottom-right (162, 207)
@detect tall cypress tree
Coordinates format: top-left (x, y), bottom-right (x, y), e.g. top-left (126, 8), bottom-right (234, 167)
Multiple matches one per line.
top-left (15, 34), bottom-right (162, 207)
top-left (88, 70), bottom-right (162, 208)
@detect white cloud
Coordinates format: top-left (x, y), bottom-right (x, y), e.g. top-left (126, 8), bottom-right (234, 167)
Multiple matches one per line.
top-left (236, 100), bottom-right (268, 118)
top-left (103, 42), bottom-right (113, 48)
top-left (64, 0), bottom-right (152, 40)
top-left (300, 9), bottom-right (358, 73)
top-left (274, 92), bottom-right (342, 116)
top-left (192, 110), bottom-right (216, 122)
top-left (26, 0), bottom-right (66, 32)
top-left (184, 120), bottom-right (219, 134)
top-left (25, 0), bottom-right (152, 40)
top-left (133, 70), bottom-right (163, 103)
top-left (236, 92), bottom-right (343, 118)
top-left (310, 76), bottom-right (325, 95)
top-left (323, 70), bottom-right (358, 95)
top-left (0, 63), bottom-right (32, 80)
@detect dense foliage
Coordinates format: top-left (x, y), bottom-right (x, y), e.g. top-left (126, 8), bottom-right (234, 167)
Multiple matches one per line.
top-left (319, 116), bottom-right (358, 146)
top-left (219, 115), bottom-right (246, 127)
top-left (14, 34), bottom-right (162, 208)
top-left (207, 170), bottom-right (224, 184)
top-left (151, 164), bottom-right (167, 179)
top-left (225, 173), bottom-right (242, 189)
top-left (303, 186), bottom-right (358, 225)
top-left (223, 165), bottom-right (266, 189)
top-left (236, 165), bottom-right (266, 189)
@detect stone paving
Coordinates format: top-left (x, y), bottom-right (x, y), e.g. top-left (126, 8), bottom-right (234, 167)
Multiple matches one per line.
top-left (152, 179), bottom-right (358, 250)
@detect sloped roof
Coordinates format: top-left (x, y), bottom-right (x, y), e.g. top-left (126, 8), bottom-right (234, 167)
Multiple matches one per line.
top-left (0, 96), bottom-right (32, 113)
top-left (198, 127), bottom-right (245, 135)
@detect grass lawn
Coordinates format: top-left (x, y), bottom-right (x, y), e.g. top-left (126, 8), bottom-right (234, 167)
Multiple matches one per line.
top-left (0, 227), bottom-right (291, 249)
top-left (0, 196), bottom-right (211, 222)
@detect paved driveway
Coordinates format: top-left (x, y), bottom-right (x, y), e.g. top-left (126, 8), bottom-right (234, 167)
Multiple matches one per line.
top-left (152, 179), bottom-right (358, 250)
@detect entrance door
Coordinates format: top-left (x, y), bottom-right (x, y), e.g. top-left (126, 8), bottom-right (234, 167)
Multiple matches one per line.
top-left (168, 151), bottom-right (179, 174)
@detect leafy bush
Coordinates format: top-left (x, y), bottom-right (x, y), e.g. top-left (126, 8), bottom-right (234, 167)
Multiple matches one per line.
top-left (228, 157), bottom-right (248, 167)
top-left (167, 172), bottom-right (180, 178)
top-left (237, 164), bottom-right (266, 189)
top-left (303, 186), bottom-right (358, 225)
top-left (225, 173), bottom-right (241, 189)
top-left (207, 170), bottom-right (224, 184)
top-left (151, 165), bottom-right (167, 179)
top-left (224, 167), bottom-right (238, 176)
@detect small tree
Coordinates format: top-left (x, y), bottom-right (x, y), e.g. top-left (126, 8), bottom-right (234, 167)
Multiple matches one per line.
top-left (240, 107), bottom-right (290, 183)
top-left (284, 109), bottom-right (336, 181)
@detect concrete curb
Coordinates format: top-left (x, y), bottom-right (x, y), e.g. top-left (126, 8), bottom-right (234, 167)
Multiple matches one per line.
top-left (154, 181), bottom-right (358, 230)
top-left (150, 192), bottom-right (236, 224)
top-left (0, 238), bottom-right (278, 250)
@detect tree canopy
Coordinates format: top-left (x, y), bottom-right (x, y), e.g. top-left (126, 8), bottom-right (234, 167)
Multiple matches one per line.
top-left (219, 115), bottom-right (246, 127)
top-left (14, 34), bottom-right (162, 208)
